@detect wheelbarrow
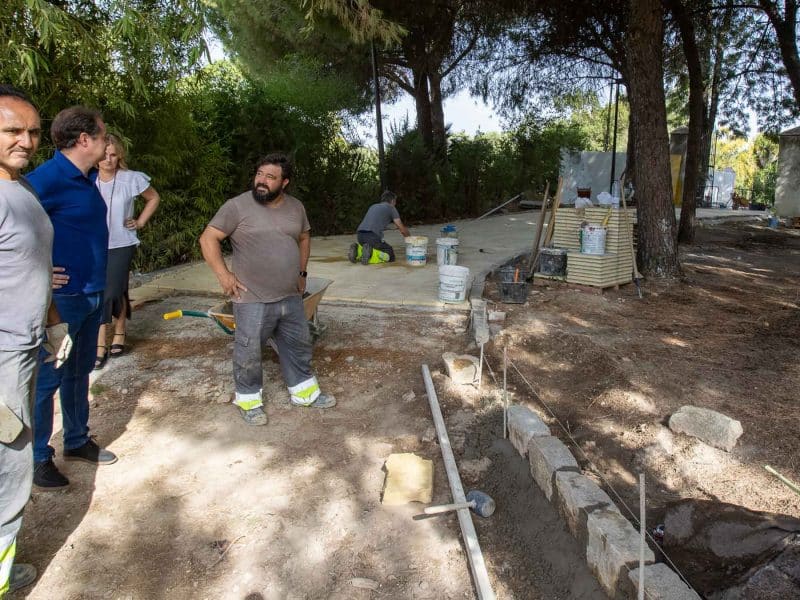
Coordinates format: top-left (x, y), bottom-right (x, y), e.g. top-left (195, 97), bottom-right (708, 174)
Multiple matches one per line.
top-left (163, 277), bottom-right (333, 343)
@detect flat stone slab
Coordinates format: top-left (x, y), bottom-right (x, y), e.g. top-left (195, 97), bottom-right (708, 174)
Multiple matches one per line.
top-left (668, 405), bottom-right (743, 452)
top-left (508, 405), bottom-right (550, 457)
top-left (587, 508), bottom-right (655, 598)
top-left (628, 563), bottom-right (701, 600)
top-left (441, 352), bottom-right (480, 385)
top-left (554, 471), bottom-right (615, 544)
top-left (528, 436), bottom-right (579, 500)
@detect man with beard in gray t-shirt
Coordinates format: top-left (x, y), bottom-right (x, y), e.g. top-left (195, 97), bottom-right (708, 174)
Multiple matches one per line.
top-left (200, 153), bottom-right (335, 426)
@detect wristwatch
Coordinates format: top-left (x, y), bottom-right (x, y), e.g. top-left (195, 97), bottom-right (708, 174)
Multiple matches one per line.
top-left (299, 271), bottom-right (308, 277)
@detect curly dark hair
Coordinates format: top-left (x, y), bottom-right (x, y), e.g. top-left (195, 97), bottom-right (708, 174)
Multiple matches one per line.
top-left (255, 153), bottom-right (293, 181)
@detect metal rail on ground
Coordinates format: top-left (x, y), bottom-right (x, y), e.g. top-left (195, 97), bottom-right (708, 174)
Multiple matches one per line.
top-left (421, 364), bottom-right (496, 600)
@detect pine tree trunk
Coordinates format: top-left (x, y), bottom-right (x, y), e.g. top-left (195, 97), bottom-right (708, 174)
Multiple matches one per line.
top-left (412, 67), bottom-right (435, 151)
top-left (428, 71), bottom-right (447, 160)
top-left (760, 0), bottom-right (800, 108)
top-left (670, 0), bottom-right (708, 244)
top-left (625, 0), bottom-right (681, 277)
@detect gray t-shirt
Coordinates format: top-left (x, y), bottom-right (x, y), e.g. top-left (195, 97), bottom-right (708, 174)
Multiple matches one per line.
top-left (209, 191), bottom-right (310, 303)
top-left (0, 178), bottom-right (54, 350)
top-left (357, 202), bottom-right (400, 239)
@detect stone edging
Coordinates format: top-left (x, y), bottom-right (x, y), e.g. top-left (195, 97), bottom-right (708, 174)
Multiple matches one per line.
top-left (507, 405), bottom-right (701, 599)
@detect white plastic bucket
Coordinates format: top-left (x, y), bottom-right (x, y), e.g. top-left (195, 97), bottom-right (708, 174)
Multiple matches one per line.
top-left (436, 238), bottom-right (459, 266)
top-left (580, 224), bottom-right (607, 255)
top-left (405, 236), bottom-right (428, 266)
top-left (438, 265), bottom-right (470, 303)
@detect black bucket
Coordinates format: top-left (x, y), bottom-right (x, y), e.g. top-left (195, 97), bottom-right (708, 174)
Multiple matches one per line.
top-left (499, 281), bottom-right (529, 303)
top-left (539, 248), bottom-right (567, 276)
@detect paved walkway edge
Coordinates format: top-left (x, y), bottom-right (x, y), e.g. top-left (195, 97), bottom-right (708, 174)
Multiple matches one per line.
top-left (507, 405), bottom-right (701, 599)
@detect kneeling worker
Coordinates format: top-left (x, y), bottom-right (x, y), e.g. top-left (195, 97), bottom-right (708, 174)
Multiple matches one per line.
top-left (348, 190), bottom-right (410, 264)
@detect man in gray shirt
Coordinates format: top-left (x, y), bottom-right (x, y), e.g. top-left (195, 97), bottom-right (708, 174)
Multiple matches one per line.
top-left (200, 153), bottom-right (335, 426)
top-left (0, 85), bottom-right (70, 595)
top-left (349, 190), bottom-right (410, 264)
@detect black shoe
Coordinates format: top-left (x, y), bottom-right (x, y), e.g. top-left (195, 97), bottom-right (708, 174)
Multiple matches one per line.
top-left (9, 563), bottom-right (37, 591)
top-left (64, 438), bottom-right (118, 465)
top-left (33, 459), bottom-right (69, 490)
top-left (361, 243), bottom-right (372, 265)
top-left (347, 242), bottom-right (359, 263)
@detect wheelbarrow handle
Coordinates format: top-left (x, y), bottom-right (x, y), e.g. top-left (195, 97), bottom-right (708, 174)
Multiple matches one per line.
top-left (163, 310), bottom-right (211, 320)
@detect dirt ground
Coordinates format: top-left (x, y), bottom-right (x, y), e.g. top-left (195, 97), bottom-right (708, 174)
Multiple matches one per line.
top-left (481, 218), bottom-right (800, 593)
top-left (12, 218), bottom-right (798, 599)
top-left (13, 297), bottom-right (604, 600)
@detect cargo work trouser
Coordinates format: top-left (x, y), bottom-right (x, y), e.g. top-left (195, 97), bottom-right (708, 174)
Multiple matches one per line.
top-left (0, 348), bottom-right (37, 597)
top-left (232, 296), bottom-right (320, 409)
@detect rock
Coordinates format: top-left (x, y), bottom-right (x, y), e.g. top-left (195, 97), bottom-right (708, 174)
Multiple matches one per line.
top-left (528, 436), bottom-right (579, 500)
top-left (441, 352), bottom-right (479, 385)
top-left (402, 390), bottom-right (416, 402)
top-left (460, 457), bottom-right (492, 480)
top-left (668, 405), bottom-right (743, 452)
top-left (627, 563), bottom-right (701, 600)
top-left (345, 355), bottom-right (354, 363)
top-left (421, 427), bottom-right (436, 443)
top-left (350, 577), bottom-right (379, 591)
top-left (507, 405), bottom-right (550, 457)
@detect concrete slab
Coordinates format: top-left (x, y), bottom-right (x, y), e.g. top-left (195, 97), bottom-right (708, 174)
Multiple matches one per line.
top-left (130, 208), bottom-right (766, 311)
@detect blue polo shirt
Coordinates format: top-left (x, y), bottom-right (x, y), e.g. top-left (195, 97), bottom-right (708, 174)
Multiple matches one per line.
top-left (27, 150), bottom-right (108, 295)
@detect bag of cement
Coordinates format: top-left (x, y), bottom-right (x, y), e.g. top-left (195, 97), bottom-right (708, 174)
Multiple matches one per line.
top-left (575, 197), bottom-right (593, 208)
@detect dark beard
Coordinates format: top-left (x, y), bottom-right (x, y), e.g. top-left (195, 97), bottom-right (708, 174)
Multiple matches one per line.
top-left (252, 185), bottom-right (282, 205)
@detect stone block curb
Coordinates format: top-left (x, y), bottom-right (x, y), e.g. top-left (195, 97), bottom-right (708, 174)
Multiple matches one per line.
top-left (587, 508), bottom-right (655, 598)
top-left (554, 471), bottom-right (615, 545)
top-left (627, 563), bottom-right (701, 600)
top-left (527, 435), bottom-right (579, 501)
top-left (508, 405), bottom-right (550, 457)
top-left (508, 406), bottom-right (701, 599)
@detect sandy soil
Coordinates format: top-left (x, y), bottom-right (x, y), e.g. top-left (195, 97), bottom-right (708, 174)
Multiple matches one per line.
top-left (13, 297), bottom-right (603, 600)
top-left (481, 219), bottom-right (800, 592)
top-left (13, 218), bottom-right (797, 599)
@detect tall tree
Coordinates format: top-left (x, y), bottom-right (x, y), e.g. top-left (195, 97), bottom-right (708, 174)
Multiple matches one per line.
top-left (0, 0), bottom-right (208, 119)
top-left (758, 0), bottom-right (800, 108)
top-left (625, 0), bottom-right (681, 276)
top-left (667, 0), bottom-right (715, 243)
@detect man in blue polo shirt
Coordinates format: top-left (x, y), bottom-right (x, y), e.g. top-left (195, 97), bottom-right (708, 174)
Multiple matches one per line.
top-left (27, 106), bottom-right (118, 490)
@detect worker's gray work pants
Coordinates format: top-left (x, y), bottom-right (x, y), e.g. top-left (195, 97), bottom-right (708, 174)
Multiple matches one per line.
top-left (0, 348), bottom-right (37, 595)
top-left (232, 296), bottom-right (315, 405)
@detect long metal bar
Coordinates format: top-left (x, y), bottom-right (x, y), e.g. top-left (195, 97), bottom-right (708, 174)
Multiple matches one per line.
top-left (470, 193), bottom-right (522, 223)
top-left (421, 365), bottom-right (496, 600)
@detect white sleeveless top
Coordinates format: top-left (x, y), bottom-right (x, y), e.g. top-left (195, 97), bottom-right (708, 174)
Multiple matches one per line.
top-left (96, 169), bottom-right (151, 249)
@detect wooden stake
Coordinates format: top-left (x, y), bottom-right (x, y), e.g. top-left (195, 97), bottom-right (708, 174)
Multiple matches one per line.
top-left (542, 180), bottom-right (563, 247)
top-left (526, 181), bottom-right (550, 277)
top-left (503, 346), bottom-right (508, 439)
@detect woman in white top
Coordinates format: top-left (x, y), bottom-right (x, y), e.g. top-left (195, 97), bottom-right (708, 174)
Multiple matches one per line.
top-left (95, 135), bottom-right (160, 368)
